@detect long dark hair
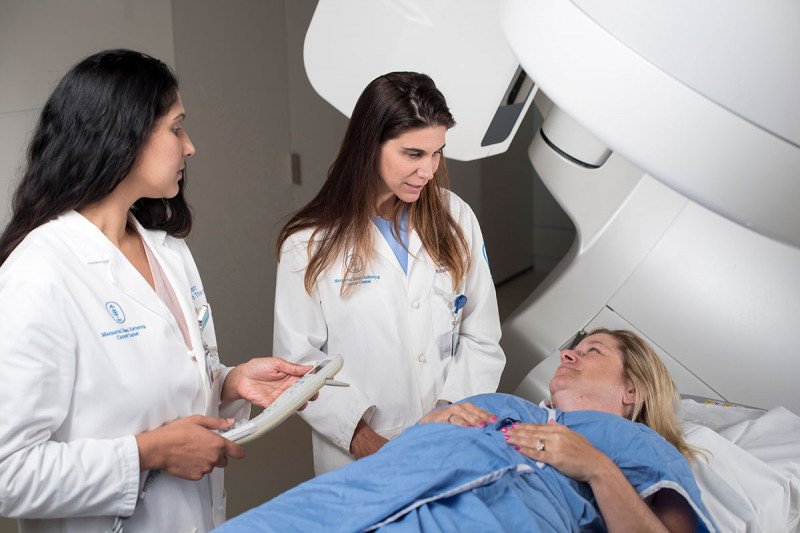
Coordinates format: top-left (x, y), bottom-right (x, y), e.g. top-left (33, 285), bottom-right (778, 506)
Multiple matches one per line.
top-left (0, 49), bottom-right (191, 264)
top-left (276, 71), bottom-right (469, 293)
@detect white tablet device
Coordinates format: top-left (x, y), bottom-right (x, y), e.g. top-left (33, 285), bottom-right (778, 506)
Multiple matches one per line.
top-left (219, 354), bottom-right (346, 444)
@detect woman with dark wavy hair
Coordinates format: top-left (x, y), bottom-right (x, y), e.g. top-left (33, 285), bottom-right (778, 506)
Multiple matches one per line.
top-left (0, 49), bottom-right (311, 532)
top-left (274, 72), bottom-right (505, 474)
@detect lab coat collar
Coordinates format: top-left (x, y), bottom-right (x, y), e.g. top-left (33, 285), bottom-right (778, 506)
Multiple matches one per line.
top-left (57, 210), bottom-right (169, 263)
top-left (127, 217), bottom-right (212, 398)
top-left (57, 210), bottom-right (116, 263)
top-left (57, 211), bottom-right (194, 349)
top-left (126, 216), bottom-right (202, 354)
top-left (408, 229), bottom-right (423, 258)
top-left (56, 210), bottom-right (211, 399)
top-left (369, 219), bottom-right (425, 276)
top-left (370, 222), bottom-right (403, 275)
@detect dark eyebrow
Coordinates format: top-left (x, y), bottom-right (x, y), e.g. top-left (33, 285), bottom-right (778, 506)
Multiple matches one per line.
top-left (402, 143), bottom-right (446, 154)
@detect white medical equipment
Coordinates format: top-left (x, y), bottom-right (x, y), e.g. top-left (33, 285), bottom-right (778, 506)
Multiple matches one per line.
top-left (303, 1), bottom-right (800, 529)
top-left (219, 355), bottom-right (346, 444)
top-left (304, 0), bottom-right (800, 412)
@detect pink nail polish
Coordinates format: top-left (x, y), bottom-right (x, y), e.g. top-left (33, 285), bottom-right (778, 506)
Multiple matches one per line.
top-left (480, 421), bottom-right (487, 427)
top-left (491, 416), bottom-right (498, 422)
top-left (512, 423), bottom-right (518, 428)
top-left (504, 434), bottom-right (509, 441)
top-left (515, 445), bottom-right (520, 451)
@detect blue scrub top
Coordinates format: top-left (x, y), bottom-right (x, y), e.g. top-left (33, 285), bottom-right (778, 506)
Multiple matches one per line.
top-left (372, 211), bottom-right (409, 273)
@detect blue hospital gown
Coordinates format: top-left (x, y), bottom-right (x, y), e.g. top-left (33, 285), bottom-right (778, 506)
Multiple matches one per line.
top-left (216, 393), bottom-right (715, 532)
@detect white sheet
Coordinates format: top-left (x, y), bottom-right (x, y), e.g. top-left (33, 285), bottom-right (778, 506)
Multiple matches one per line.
top-left (680, 400), bottom-right (800, 532)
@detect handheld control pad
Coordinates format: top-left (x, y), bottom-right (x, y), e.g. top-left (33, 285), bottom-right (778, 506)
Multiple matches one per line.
top-left (218, 355), bottom-right (345, 444)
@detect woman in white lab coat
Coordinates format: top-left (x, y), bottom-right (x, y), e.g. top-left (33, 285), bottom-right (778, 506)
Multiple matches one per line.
top-left (0, 49), bottom-right (310, 533)
top-left (274, 72), bottom-right (506, 474)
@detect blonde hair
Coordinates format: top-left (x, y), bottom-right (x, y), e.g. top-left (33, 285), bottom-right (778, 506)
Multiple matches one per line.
top-left (589, 328), bottom-right (701, 461)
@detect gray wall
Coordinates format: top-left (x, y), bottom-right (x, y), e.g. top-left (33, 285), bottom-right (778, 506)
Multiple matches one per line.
top-left (170, 0), bottom-right (317, 517)
top-left (0, 1), bottom-right (572, 529)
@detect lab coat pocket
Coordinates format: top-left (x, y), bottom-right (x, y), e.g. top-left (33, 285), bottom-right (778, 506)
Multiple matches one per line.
top-left (431, 286), bottom-right (460, 360)
top-left (436, 329), bottom-right (461, 359)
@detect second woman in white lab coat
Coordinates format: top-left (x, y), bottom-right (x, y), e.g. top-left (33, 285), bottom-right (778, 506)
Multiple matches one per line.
top-left (274, 72), bottom-right (506, 474)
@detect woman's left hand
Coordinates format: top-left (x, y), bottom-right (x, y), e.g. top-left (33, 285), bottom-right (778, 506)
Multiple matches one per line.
top-left (222, 357), bottom-right (313, 408)
top-left (505, 420), bottom-right (612, 483)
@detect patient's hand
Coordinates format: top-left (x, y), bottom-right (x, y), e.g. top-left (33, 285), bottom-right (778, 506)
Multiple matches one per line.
top-left (505, 420), bottom-right (610, 482)
top-left (349, 420), bottom-right (388, 459)
top-left (419, 402), bottom-right (497, 427)
top-left (507, 421), bottom-right (695, 532)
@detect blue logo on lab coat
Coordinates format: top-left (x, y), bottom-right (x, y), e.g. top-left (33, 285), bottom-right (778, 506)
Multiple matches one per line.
top-left (105, 301), bottom-right (126, 324)
top-left (346, 254), bottom-right (364, 274)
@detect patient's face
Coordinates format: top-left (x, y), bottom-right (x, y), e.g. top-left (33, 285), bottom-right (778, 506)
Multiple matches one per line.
top-left (548, 333), bottom-right (633, 416)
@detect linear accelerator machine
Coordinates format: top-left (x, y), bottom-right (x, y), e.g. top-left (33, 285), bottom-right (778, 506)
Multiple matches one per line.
top-left (304, 0), bottom-right (800, 414)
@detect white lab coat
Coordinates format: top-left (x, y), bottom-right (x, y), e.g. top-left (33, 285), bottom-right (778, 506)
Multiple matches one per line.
top-left (0, 211), bottom-right (248, 533)
top-left (274, 191), bottom-right (505, 474)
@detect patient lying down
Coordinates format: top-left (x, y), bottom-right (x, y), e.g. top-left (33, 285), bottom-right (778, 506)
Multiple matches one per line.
top-left (216, 329), bottom-right (716, 532)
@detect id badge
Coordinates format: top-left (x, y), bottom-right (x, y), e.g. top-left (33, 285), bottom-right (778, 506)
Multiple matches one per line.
top-left (197, 303), bottom-right (221, 387)
top-left (450, 294), bottom-right (466, 357)
top-left (450, 320), bottom-right (461, 357)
